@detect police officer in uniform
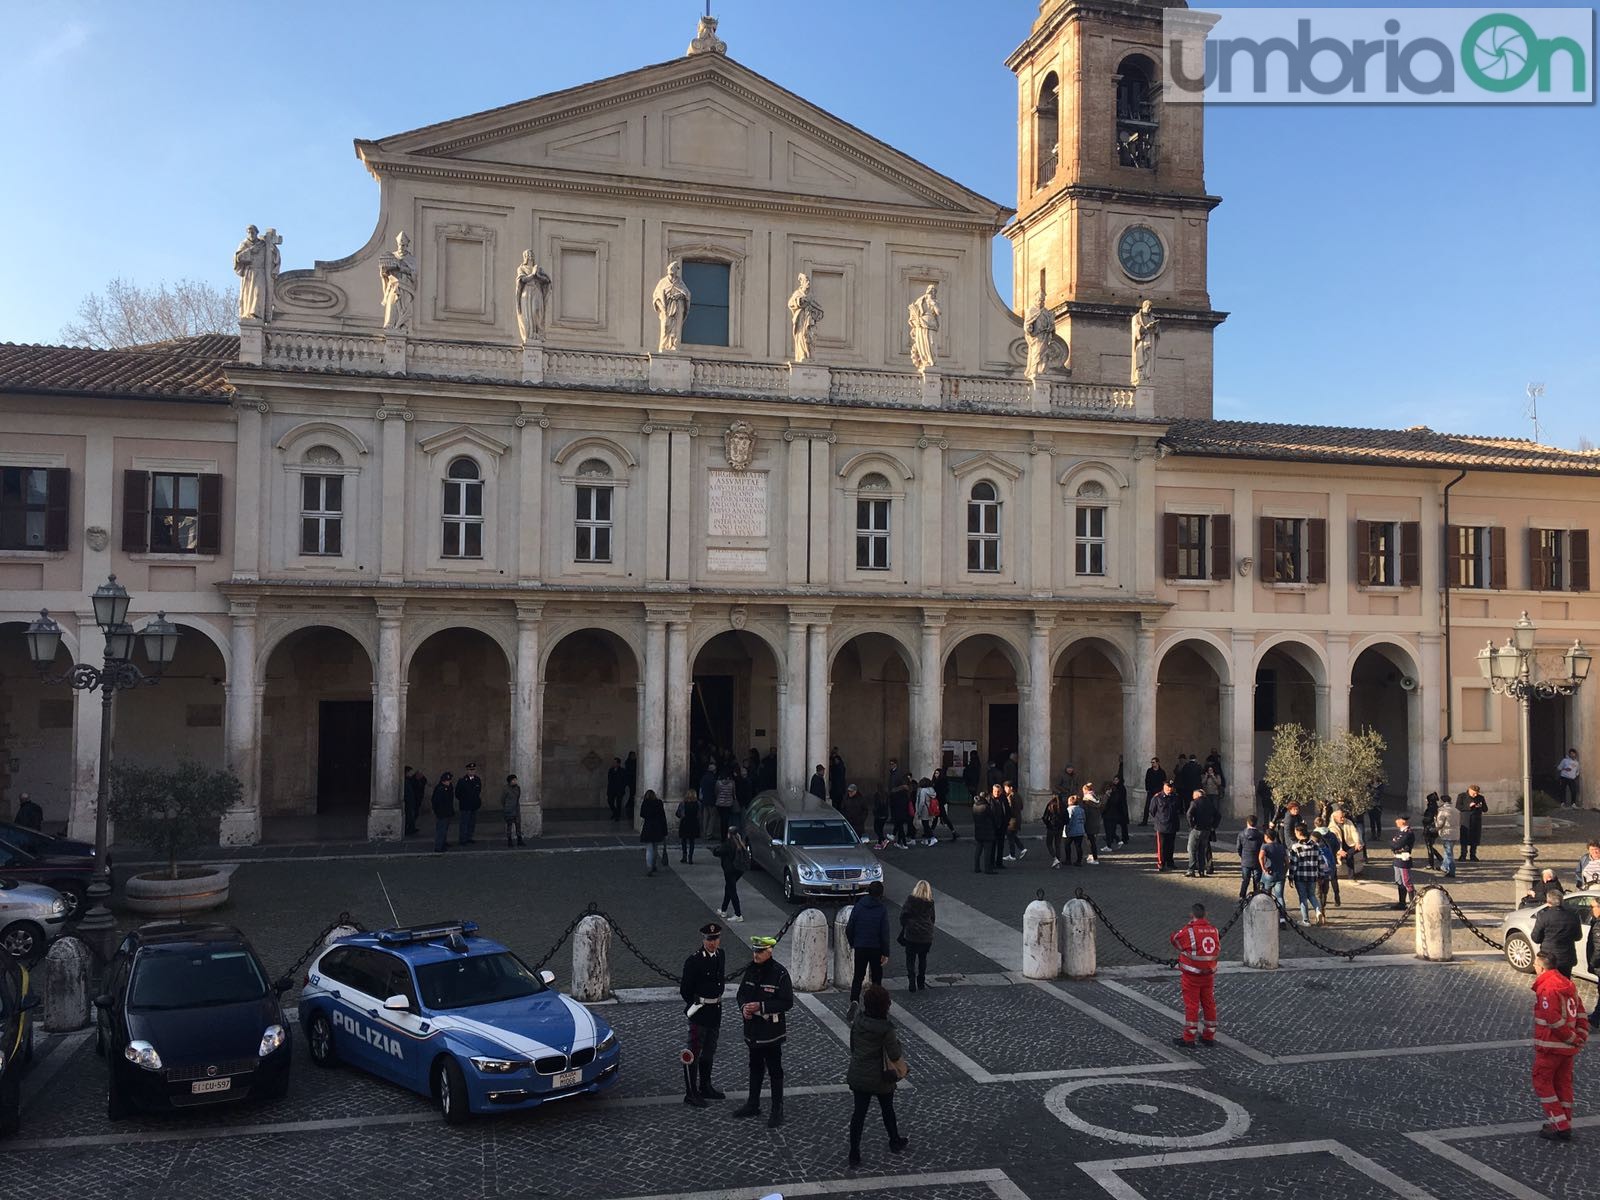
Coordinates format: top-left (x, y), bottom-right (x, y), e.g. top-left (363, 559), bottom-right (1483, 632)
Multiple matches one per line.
top-left (732, 934), bottom-right (794, 1128)
top-left (679, 921), bottom-right (727, 1107)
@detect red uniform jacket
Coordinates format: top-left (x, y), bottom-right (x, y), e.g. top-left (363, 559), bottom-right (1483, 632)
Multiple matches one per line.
top-left (1532, 968), bottom-right (1590, 1056)
top-left (1170, 918), bottom-right (1221, 975)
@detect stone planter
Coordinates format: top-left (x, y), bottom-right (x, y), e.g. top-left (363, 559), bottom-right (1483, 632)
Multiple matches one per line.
top-left (122, 867), bottom-right (230, 916)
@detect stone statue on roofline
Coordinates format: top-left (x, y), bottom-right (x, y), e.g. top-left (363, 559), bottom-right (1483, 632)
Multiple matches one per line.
top-left (1023, 276), bottom-right (1068, 379)
top-left (687, 14), bottom-right (726, 55)
top-left (379, 232), bottom-right (417, 334)
top-left (515, 251), bottom-right (552, 343)
top-left (1131, 299), bottom-right (1159, 387)
top-left (787, 273), bottom-right (824, 364)
top-left (233, 225), bottom-right (281, 322)
top-left (652, 260), bottom-right (692, 353)
top-left (907, 283), bottom-right (940, 373)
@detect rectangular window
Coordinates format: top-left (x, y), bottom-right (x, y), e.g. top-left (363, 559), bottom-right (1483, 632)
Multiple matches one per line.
top-left (1454, 526), bottom-right (1487, 589)
top-left (1271, 518), bottom-right (1304, 583)
top-left (1460, 686), bottom-right (1492, 733)
top-left (575, 484), bottom-right (613, 563)
top-left (680, 260), bottom-right (731, 347)
top-left (442, 477), bottom-right (484, 559)
top-left (299, 474), bottom-right (343, 556)
top-left (1175, 514), bottom-right (1208, 580)
top-left (150, 472), bottom-right (201, 553)
top-left (855, 498), bottom-right (890, 570)
top-left (966, 489), bottom-right (1000, 573)
top-left (1532, 528), bottom-right (1565, 591)
top-left (0, 466), bottom-right (50, 550)
top-left (1074, 505), bottom-right (1106, 576)
top-left (1362, 520), bottom-right (1397, 586)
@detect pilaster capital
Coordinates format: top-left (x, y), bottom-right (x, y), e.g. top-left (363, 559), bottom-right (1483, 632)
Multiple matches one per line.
top-left (1031, 613), bottom-right (1055, 635)
top-left (920, 608), bottom-right (948, 630)
top-left (783, 427), bottom-right (836, 444)
top-left (915, 434), bottom-right (949, 451)
top-left (234, 398), bottom-right (270, 416)
top-left (514, 600), bottom-right (545, 626)
top-left (228, 598), bottom-right (259, 622)
top-left (1027, 440), bottom-right (1052, 456)
top-left (1325, 631), bottom-right (1350, 648)
top-left (375, 598), bottom-right (407, 624)
top-left (376, 406), bottom-right (414, 423)
top-left (641, 420), bottom-right (699, 437)
top-left (645, 603), bottom-right (691, 625)
top-left (791, 606), bottom-right (834, 626)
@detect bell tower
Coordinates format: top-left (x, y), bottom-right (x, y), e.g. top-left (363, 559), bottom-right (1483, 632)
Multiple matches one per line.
top-left (1005, 0), bottom-right (1224, 417)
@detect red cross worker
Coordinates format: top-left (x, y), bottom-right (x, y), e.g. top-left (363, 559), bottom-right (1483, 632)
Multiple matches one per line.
top-left (1169, 903), bottom-right (1221, 1047)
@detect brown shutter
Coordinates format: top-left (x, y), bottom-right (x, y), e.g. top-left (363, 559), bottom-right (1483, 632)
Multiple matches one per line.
top-left (1528, 528), bottom-right (1551, 591)
top-left (1161, 513), bottom-right (1180, 579)
top-left (43, 468), bottom-right (70, 551)
top-left (197, 473), bottom-right (223, 555)
top-left (121, 470), bottom-right (149, 553)
top-left (1258, 516), bottom-right (1275, 582)
top-left (1306, 518), bottom-right (1327, 585)
top-left (1444, 524), bottom-right (1462, 588)
top-left (1569, 530), bottom-right (1590, 592)
top-left (1354, 519), bottom-right (1372, 585)
top-left (1399, 520), bottom-right (1420, 587)
top-left (1210, 515), bottom-right (1232, 581)
top-left (1489, 526), bottom-right (1507, 589)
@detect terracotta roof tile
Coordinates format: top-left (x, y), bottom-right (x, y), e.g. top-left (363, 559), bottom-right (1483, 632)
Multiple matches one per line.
top-left (1162, 418), bottom-right (1600, 476)
top-left (0, 336), bottom-right (238, 402)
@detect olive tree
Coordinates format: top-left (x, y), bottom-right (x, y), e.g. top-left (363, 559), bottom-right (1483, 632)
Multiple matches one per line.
top-left (108, 761), bottom-right (241, 879)
top-left (1263, 725), bottom-right (1387, 818)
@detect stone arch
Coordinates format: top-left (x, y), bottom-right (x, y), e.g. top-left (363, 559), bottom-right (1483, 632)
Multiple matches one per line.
top-left (1153, 630), bottom-right (1233, 687)
top-left (690, 628), bottom-right (783, 781)
top-left (1155, 634), bottom-right (1228, 774)
top-left (256, 614), bottom-right (377, 681)
top-left (116, 620), bottom-right (230, 775)
top-left (1349, 635), bottom-right (1421, 681)
top-left (1052, 634), bottom-right (1129, 786)
top-left (274, 420), bottom-right (370, 460)
top-left (542, 626), bottom-right (641, 816)
top-left (551, 434), bottom-right (638, 470)
top-left (400, 616), bottom-right (515, 679)
top-left (404, 626), bottom-right (513, 794)
top-left (830, 631), bottom-right (916, 790)
top-left (165, 614), bottom-right (232, 680)
top-left (942, 630), bottom-right (1027, 778)
top-left (837, 450), bottom-right (915, 485)
top-left (827, 623), bottom-right (919, 684)
top-left (1252, 633), bottom-right (1330, 686)
top-left (941, 627), bottom-right (1029, 683)
top-left (1057, 459), bottom-right (1130, 495)
top-left (538, 616), bottom-right (645, 679)
top-left (0, 619), bottom-right (77, 826)
top-left (688, 621), bottom-right (787, 677)
top-left (1351, 637), bottom-right (1422, 809)
top-left (1053, 631), bottom-right (1133, 682)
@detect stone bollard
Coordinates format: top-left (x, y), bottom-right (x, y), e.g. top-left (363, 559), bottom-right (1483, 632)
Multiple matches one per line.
top-left (1023, 899), bottom-right (1061, 979)
top-left (1242, 893), bottom-right (1279, 969)
top-left (571, 914), bottom-right (611, 1002)
top-left (1061, 898), bottom-right (1096, 978)
top-left (834, 905), bottom-right (854, 988)
top-left (320, 923), bottom-right (361, 954)
top-left (1416, 888), bottom-right (1453, 962)
top-left (790, 908), bottom-right (829, 993)
top-left (43, 936), bottom-right (93, 1032)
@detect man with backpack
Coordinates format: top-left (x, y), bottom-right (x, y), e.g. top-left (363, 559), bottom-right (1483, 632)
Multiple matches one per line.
top-left (845, 881), bottom-right (891, 1020)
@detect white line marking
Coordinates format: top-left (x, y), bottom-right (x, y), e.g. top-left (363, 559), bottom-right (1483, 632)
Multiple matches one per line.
top-left (18, 1029), bottom-right (92, 1112)
top-left (1276, 1038), bottom-right (1531, 1064)
top-left (1405, 1134), bottom-right (1549, 1200)
top-left (1045, 1077), bottom-right (1250, 1148)
top-left (1078, 1138), bottom-right (1438, 1200)
top-left (1097, 948), bottom-right (1499, 978)
top-left (1031, 980), bottom-right (1192, 1065)
top-left (130, 843), bottom-right (639, 868)
top-left (873, 855), bottom-right (1022, 971)
top-left (882, 995), bottom-right (998, 1084)
top-left (1418, 1113), bottom-right (1600, 1142)
top-left (600, 1167), bottom-right (1024, 1200)
top-left (0, 1111), bottom-right (437, 1153)
top-left (1094, 977), bottom-right (1277, 1065)
top-left (794, 991), bottom-right (852, 1047)
top-left (988, 1061), bottom-right (1200, 1083)
top-left (669, 856), bottom-right (800, 969)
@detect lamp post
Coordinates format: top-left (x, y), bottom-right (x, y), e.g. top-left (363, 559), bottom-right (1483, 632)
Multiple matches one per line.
top-left (1476, 611), bottom-right (1590, 906)
top-left (23, 577), bottom-right (180, 962)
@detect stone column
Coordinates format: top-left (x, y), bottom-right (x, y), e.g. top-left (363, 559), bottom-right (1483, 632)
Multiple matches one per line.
top-left (1326, 632), bottom-right (1351, 734)
top-left (781, 617), bottom-right (807, 799)
top-left (918, 611), bottom-right (945, 776)
top-left (512, 604), bottom-right (543, 836)
top-left (367, 600), bottom-right (405, 841)
top-left (1025, 616), bottom-right (1053, 816)
top-left (220, 601), bottom-right (262, 846)
top-left (639, 616), bottom-right (668, 816)
top-left (378, 407), bottom-right (409, 583)
top-left (665, 620), bottom-right (691, 800)
top-left (1229, 630), bottom-right (1257, 815)
top-left (1126, 620), bottom-right (1156, 781)
top-left (68, 616), bottom-right (105, 844)
top-left (1417, 633), bottom-right (1442, 812)
top-left (806, 622), bottom-right (829, 782)
top-left (233, 400), bottom-right (265, 580)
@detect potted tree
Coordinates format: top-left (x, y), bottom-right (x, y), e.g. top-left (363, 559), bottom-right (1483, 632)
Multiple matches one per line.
top-left (109, 761), bottom-right (241, 915)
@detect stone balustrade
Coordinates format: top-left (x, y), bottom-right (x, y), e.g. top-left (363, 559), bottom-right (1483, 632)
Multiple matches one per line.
top-left (264, 330), bottom-right (386, 370)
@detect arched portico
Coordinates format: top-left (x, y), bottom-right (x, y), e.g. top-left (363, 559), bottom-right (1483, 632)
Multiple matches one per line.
top-left (1051, 636), bottom-right (1127, 790)
top-left (829, 631), bottom-right (915, 793)
top-left (1350, 639), bottom-right (1423, 811)
top-left (541, 628), bottom-right (639, 818)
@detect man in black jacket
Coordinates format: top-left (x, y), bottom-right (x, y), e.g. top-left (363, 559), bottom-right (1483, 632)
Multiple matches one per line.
top-left (1531, 889), bottom-right (1583, 978)
top-left (606, 757), bottom-right (626, 821)
top-left (455, 763), bottom-right (483, 845)
top-left (846, 882), bottom-right (892, 1016)
top-left (402, 768), bottom-right (426, 837)
top-left (732, 935), bottom-right (794, 1128)
top-left (1142, 758), bottom-right (1166, 825)
top-left (1148, 782), bottom-right (1179, 871)
top-left (1186, 789), bottom-right (1219, 877)
top-left (679, 922), bottom-right (727, 1107)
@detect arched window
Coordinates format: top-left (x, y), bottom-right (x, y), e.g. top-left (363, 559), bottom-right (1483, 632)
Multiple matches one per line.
top-left (442, 457), bottom-right (483, 559)
top-left (1035, 73), bottom-right (1060, 188)
top-left (1115, 55), bottom-right (1158, 169)
top-left (575, 459), bottom-right (614, 563)
top-left (299, 445), bottom-right (344, 556)
top-left (1075, 482), bottom-right (1107, 576)
top-left (967, 481), bottom-right (1000, 573)
top-left (855, 473), bottom-right (891, 571)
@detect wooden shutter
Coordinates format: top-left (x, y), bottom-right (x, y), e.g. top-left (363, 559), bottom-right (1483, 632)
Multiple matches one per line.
top-left (1444, 524), bottom-right (1462, 588)
top-left (1354, 519), bottom-right (1372, 585)
top-left (1306, 518), bottom-right (1327, 585)
top-left (197, 473), bottom-right (223, 555)
top-left (1528, 528), bottom-right (1551, 591)
top-left (1258, 516), bottom-right (1275, 582)
top-left (121, 470), bottom-right (149, 553)
top-left (1489, 526), bottom-right (1507, 589)
top-left (1569, 530), bottom-right (1590, 592)
top-left (1399, 521), bottom-right (1420, 587)
top-left (43, 468), bottom-right (70, 551)
top-left (1210, 515), bottom-right (1232, 581)
top-left (1161, 513), bottom-right (1180, 579)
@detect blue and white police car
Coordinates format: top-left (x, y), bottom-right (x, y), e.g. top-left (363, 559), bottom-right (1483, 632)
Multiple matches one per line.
top-left (300, 921), bottom-right (620, 1122)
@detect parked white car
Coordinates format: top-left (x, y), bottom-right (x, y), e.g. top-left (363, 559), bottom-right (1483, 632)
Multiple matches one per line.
top-left (0, 879), bottom-right (69, 964)
top-left (1497, 889), bottom-right (1597, 980)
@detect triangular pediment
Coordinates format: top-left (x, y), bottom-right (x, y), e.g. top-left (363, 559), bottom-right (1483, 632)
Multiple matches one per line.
top-left (365, 55), bottom-right (1009, 221)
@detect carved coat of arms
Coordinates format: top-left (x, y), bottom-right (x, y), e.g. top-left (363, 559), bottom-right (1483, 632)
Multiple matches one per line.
top-left (724, 420), bottom-right (757, 471)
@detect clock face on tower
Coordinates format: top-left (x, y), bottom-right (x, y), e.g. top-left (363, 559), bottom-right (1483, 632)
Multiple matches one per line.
top-left (1117, 226), bottom-right (1165, 281)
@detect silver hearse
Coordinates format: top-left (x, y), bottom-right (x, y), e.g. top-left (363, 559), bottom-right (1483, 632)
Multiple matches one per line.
top-left (740, 791), bottom-right (882, 903)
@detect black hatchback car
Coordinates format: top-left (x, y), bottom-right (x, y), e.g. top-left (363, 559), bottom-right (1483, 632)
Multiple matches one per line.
top-left (95, 924), bottom-right (292, 1119)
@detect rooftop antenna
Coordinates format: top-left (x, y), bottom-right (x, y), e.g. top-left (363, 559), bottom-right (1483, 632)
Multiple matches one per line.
top-left (1525, 382), bottom-right (1546, 444)
top-left (376, 871), bottom-right (400, 927)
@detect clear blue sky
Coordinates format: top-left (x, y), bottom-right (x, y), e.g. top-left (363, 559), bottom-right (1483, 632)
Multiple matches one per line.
top-left (2, 2), bottom-right (1595, 446)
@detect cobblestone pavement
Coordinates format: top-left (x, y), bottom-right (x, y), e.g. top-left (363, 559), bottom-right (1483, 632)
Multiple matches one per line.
top-left (7, 823), bottom-right (1596, 1199)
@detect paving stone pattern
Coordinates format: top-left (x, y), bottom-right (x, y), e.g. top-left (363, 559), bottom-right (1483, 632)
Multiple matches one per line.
top-left (1116, 1149), bottom-right (1407, 1200)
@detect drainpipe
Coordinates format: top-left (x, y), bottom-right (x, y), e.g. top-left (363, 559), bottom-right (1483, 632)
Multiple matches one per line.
top-left (1440, 469), bottom-right (1467, 789)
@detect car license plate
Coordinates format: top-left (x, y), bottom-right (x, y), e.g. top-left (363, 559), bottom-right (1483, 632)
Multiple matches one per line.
top-left (552, 1068), bottom-right (582, 1089)
top-left (190, 1077), bottom-right (232, 1095)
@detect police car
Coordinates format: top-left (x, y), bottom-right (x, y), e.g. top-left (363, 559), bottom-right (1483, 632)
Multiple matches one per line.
top-left (300, 921), bottom-right (620, 1122)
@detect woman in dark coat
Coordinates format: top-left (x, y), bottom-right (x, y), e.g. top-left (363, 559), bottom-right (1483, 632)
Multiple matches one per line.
top-left (899, 880), bottom-right (936, 991)
top-left (639, 789), bottom-right (669, 875)
top-left (846, 983), bottom-right (908, 1166)
top-left (1420, 793), bottom-right (1443, 870)
top-left (1461, 787), bottom-right (1488, 862)
top-left (430, 772), bottom-right (455, 853)
top-left (677, 790), bottom-right (703, 864)
top-left (1104, 774), bottom-right (1130, 848)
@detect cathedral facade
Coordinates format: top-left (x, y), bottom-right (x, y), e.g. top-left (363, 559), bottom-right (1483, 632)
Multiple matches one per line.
top-left (2, 4), bottom-right (1597, 843)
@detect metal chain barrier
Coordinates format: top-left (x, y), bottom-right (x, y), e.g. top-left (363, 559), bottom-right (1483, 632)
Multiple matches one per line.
top-left (1425, 884), bottom-right (1506, 951)
top-left (531, 902), bottom-right (807, 986)
top-left (601, 911), bottom-right (687, 984)
top-left (1074, 887), bottom-right (1178, 968)
top-left (1213, 895), bottom-right (1251, 943)
top-left (283, 911), bottom-right (365, 983)
top-left (533, 902), bottom-right (601, 972)
top-left (1273, 893), bottom-right (1415, 960)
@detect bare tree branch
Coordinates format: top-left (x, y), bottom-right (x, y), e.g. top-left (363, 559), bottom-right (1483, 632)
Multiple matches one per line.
top-left (60, 278), bottom-right (235, 349)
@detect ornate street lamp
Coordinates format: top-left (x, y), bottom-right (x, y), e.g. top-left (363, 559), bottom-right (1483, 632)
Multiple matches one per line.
top-left (1477, 611), bottom-right (1589, 905)
top-left (23, 577), bottom-right (181, 962)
